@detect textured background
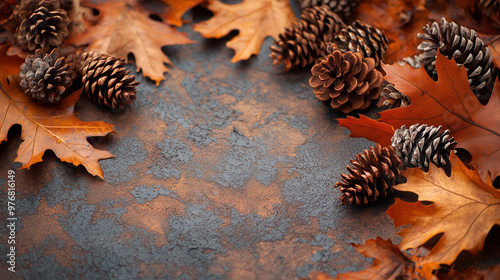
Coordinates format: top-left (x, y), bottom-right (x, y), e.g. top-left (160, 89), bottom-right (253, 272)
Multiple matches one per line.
top-left (1, 2), bottom-right (497, 279)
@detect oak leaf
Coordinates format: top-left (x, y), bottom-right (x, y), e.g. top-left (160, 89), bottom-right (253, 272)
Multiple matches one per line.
top-left (337, 115), bottom-right (395, 147)
top-left (162, 0), bottom-right (204, 26)
top-left (353, 0), bottom-right (429, 63)
top-left (0, 47), bottom-right (114, 179)
top-left (193, 0), bottom-right (296, 62)
top-left (386, 153), bottom-right (500, 269)
top-left (67, 0), bottom-right (194, 85)
top-left (308, 237), bottom-right (431, 280)
top-left (380, 52), bottom-right (500, 179)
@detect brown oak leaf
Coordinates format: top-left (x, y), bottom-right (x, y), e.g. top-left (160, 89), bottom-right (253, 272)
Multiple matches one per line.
top-left (308, 237), bottom-right (432, 280)
top-left (67, 0), bottom-right (194, 85)
top-left (162, 0), bottom-right (205, 26)
top-left (337, 115), bottom-right (395, 147)
top-left (193, 0), bottom-right (296, 62)
top-left (353, 0), bottom-right (430, 63)
top-left (0, 47), bottom-right (114, 179)
top-left (386, 153), bottom-right (500, 269)
top-left (380, 52), bottom-right (500, 179)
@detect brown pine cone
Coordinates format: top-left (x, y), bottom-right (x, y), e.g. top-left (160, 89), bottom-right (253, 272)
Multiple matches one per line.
top-left (417, 18), bottom-right (493, 94)
top-left (309, 50), bottom-right (383, 113)
top-left (380, 84), bottom-right (411, 109)
top-left (19, 48), bottom-right (75, 103)
top-left (391, 124), bottom-right (457, 171)
top-left (270, 5), bottom-right (345, 71)
top-left (15, 0), bottom-right (69, 52)
top-left (328, 20), bottom-right (389, 67)
top-left (73, 51), bottom-right (139, 109)
top-left (299, 0), bottom-right (360, 19)
top-left (335, 144), bottom-right (403, 205)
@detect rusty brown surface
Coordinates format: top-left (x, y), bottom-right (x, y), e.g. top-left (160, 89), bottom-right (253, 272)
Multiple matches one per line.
top-left (0, 2), bottom-right (414, 279)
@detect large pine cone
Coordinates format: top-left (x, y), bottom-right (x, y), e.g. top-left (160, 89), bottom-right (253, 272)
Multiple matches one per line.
top-left (309, 50), bottom-right (383, 113)
top-left (299, 0), bottom-right (360, 19)
top-left (19, 48), bottom-right (75, 103)
top-left (270, 5), bottom-right (345, 71)
top-left (73, 51), bottom-right (139, 109)
top-left (417, 18), bottom-right (493, 93)
top-left (15, 0), bottom-right (69, 52)
top-left (391, 124), bottom-right (457, 171)
top-left (335, 144), bottom-right (402, 205)
top-left (328, 20), bottom-right (389, 67)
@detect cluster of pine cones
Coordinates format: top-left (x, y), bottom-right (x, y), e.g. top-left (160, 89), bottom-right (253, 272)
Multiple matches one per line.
top-left (1, 0), bottom-right (138, 108)
top-left (268, 0), bottom-right (495, 205)
top-left (270, 0), bottom-right (496, 113)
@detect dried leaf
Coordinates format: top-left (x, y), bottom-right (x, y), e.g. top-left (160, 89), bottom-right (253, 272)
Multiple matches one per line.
top-left (353, 0), bottom-right (429, 63)
top-left (308, 238), bottom-right (432, 280)
top-left (0, 47), bottom-right (114, 179)
top-left (67, 0), bottom-right (194, 85)
top-left (386, 153), bottom-right (500, 268)
top-left (162, 0), bottom-right (204, 26)
top-left (337, 115), bottom-right (395, 147)
top-left (381, 52), bottom-right (500, 179)
top-left (193, 0), bottom-right (296, 62)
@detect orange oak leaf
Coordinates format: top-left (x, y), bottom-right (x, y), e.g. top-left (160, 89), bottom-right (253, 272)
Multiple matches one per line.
top-left (0, 47), bottom-right (114, 179)
top-left (67, 0), bottom-right (194, 85)
top-left (308, 237), bottom-right (432, 280)
top-left (193, 0), bottom-right (296, 62)
top-left (380, 52), bottom-right (500, 179)
top-left (337, 115), bottom-right (395, 147)
top-left (386, 153), bottom-right (500, 269)
top-left (353, 0), bottom-right (429, 63)
top-left (162, 0), bottom-right (204, 26)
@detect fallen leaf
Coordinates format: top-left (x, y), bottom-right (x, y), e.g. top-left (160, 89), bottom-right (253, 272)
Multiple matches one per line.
top-left (193, 0), bottom-right (296, 62)
top-left (386, 153), bottom-right (500, 269)
top-left (353, 0), bottom-right (429, 63)
top-left (380, 52), bottom-right (500, 179)
top-left (308, 237), bottom-right (432, 280)
top-left (162, 0), bottom-right (204, 26)
top-left (337, 115), bottom-right (395, 147)
top-left (0, 46), bottom-right (114, 179)
top-left (67, 0), bottom-right (194, 85)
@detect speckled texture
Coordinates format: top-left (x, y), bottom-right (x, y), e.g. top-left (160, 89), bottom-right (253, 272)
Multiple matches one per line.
top-left (0, 2), bottom-right (401, 279)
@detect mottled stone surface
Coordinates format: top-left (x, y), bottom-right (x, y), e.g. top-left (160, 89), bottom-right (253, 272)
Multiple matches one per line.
top-left (0, 2), bottom-right (402, 279)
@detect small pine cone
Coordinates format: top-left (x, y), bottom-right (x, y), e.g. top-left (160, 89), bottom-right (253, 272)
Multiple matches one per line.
top-left (329, 20), bottom-right (389, 67)
top-left (309, 50), bottom-right (383, 113)
top-left (417, 18), bottom-right (493, 92)
top-left (299, 0), bottom-right (360, 19)
top-left (391, 124), bottom-right (457, 171)
top-left (270, 5), bottom-right (345, 71)
top-left (478, 0), bottom-right (499, 24)
top-left (15, 0), bottom-right (69, 52)
top-left (77, 51), bottom-right (138, 109)
top-left (19, 48), bottom-right (75, 103)
top-left (334, 144), bottom-right (402, 205)
top-left (380, 84), bottom-right (411, 109)
top-left (400, 54), bottom-right (424, 69)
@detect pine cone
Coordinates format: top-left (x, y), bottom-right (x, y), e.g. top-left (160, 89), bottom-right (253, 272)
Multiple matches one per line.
top-left (309, 50), bottom-right (383, 113)
top-left (478, 0), bottom-right (499, 25)
top-left (401, 54), bottom-right (424, 69)
top-left (335, 144), bottom-right (402, 205)
top-left (299, 0), bottom-right (360, 19)
top-left (328, 20), bottom-right (389, 67)
top-left (380, 84), bottom-right (411, 109)
top-left (15, 0), bottom-right (69, 52)
top-left (74, 51), bottom-right (138, 109)
top-left (417, 18), bottom-right (493, 93)
top-left (270, 5), bottom-right (345, 71)
top-left (19, 48), bottom-right (75, 103)
top-left (391, 124), bottom-right (457, 171)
